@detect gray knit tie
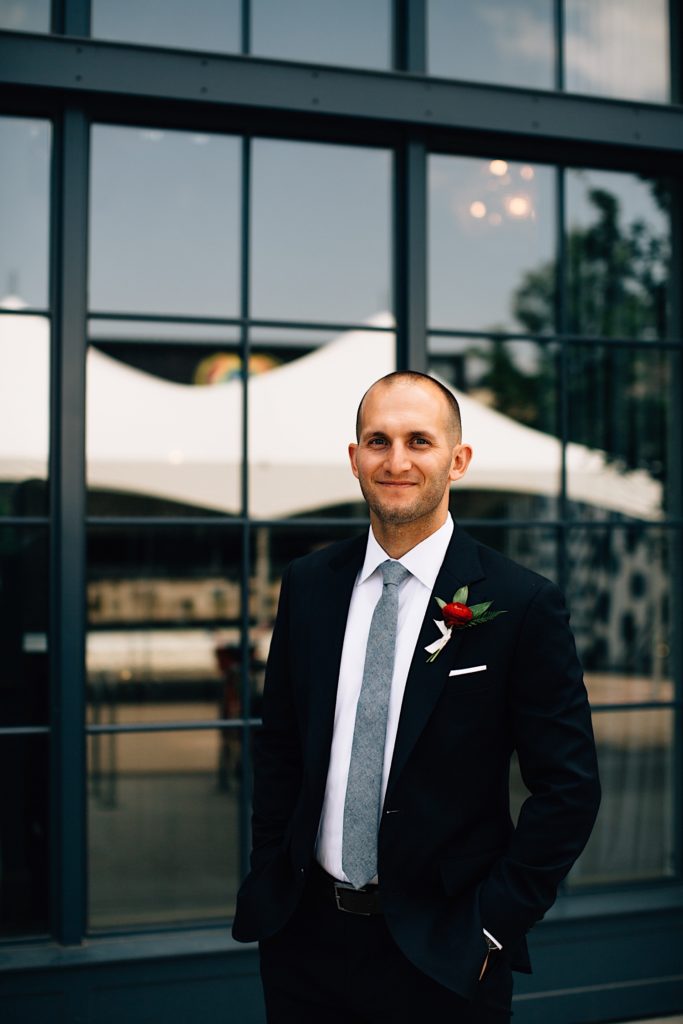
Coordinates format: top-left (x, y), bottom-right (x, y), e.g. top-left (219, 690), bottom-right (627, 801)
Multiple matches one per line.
top-left (342, 559), bottom-right (411, 889)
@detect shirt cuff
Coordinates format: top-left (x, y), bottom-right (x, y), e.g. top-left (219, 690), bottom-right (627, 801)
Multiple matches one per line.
top-left (483, 928), bottom-right (503, 951)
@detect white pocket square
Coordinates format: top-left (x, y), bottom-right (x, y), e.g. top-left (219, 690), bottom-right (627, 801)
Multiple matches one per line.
top-left (449, 664), bottom-right (487, 677)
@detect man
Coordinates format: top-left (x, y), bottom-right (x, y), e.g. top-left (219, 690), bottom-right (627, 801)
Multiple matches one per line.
top-left (233, 371), bottom-right (600, 1023)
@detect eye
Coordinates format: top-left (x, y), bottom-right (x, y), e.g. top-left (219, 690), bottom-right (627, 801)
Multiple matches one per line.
top-left (367, 437), bottom-right (387, 446)
top-left (412, 436), bottom-right (430, 446)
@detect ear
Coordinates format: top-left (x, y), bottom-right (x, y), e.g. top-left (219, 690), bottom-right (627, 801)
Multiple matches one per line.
top-left (449, 443), bottom-right (473, 482)
top-left (348, 442), bottom-right (360, 480)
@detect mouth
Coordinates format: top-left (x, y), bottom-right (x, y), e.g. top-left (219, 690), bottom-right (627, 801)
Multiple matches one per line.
top-left (377, 481), bottom-right (416, 488)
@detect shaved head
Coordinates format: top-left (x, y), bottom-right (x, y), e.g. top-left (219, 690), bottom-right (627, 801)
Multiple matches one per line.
top-left (356, 372), bottom-right (462, 444)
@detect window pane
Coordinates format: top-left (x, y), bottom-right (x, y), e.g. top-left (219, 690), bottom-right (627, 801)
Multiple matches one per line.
top-left (252, 0), bottom-right (390, 70)
top-left (429, 337), bottom-right (560, 519)
top-left (567, 528), bottom-right (673, 706)
top-left (428, 0), bottom-right (554, 89)
top-left (91, 0), bottom-right (240, 53)
top-left (251, 140), bottom-right (391, 323)
top-left (0, 527), bottom-right (49, 727)
top-left (0, 314), bottom-right (49, 516)
top-left (566, 346), bottom-right (672, 520)
top-left (565, 0), bottom-right (670, 103)
top-left (90, 127), bottom-right (241, 317)
top-left (0, 735), bottom-right (50, 937)
top-left (429, 156), bottom-right (555, 332)
top-left (86, 338), bottom-right (241, 517)
top-left (0, 117), bottom-right (51, 310)
top-left (0, 0), bottom-right (49, 33)
top-left (87, 527), bottom-right (243, 725)
top-left (88, 729), bottom-right (239, 928)
top-left (565, 170), bottom-right (671, 340)
top-left (569, 708), bottom-right (674, 885)
top-left (246, 323), bottom-right (395, 516)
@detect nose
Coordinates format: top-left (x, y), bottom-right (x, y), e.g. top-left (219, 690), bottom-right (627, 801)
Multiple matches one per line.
top-left (385, 442), bottom-right (412, 474)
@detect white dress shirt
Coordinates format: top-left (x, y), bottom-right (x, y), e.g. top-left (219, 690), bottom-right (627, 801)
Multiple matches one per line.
top-left (315, 514), bottom-right (454, 882)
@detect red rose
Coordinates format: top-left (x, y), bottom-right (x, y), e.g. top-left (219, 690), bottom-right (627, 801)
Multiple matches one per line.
top-left (442, 601), bottom-right (473, 627)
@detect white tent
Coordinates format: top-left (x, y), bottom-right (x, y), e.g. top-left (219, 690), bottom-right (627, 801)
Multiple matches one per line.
top-left (0, 312), bottom-right (662, 520)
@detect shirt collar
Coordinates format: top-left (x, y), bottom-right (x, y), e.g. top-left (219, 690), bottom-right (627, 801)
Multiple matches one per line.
top-left (358, 514), bottom-right (454, 590)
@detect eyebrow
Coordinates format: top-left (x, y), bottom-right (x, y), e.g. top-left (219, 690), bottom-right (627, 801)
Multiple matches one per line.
top-left (363, 429), bottom-right (438, 440)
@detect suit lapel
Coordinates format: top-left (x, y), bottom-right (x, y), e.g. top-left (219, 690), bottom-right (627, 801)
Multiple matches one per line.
top-left (385, 524), bottom-right (485, 802)
top-left (305, 533), bottom-right (367, 782)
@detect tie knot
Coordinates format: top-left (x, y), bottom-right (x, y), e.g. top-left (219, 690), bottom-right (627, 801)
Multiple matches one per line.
top-left (380, 559), bottom-right (411, 588)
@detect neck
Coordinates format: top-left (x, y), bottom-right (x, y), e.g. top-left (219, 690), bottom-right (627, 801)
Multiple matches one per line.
top-left (370, 508), bottom-right (449, 560)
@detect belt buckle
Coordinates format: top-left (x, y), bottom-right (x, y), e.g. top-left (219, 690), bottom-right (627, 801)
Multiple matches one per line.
top-left (333, 881), bottom-right (372, 916)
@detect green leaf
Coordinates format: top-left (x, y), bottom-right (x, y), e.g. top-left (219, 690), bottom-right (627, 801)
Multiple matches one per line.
top-left (468, 601), bottom-right (492, 618)
top-left (434, 596), bottom-right (446, 609)
top-left (452, 585), bottom-right (469, 604)
top-left (465, 609), bottom-right (507, 627)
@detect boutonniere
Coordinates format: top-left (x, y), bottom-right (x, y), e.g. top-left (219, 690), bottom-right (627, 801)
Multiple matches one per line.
top-left (425, 586), bottom-right (507, 663)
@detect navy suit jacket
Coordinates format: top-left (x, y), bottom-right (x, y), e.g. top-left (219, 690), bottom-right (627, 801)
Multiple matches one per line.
top-left (232, 524), bottom-right (601, 999)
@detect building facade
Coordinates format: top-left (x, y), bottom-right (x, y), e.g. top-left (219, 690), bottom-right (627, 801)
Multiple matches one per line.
top-left (1, 2), bottom-right (682, 1021)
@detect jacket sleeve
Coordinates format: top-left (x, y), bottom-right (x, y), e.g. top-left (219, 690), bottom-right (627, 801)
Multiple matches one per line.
top-left (250, 562), bottom-right (304, 872)
top-left (478, 579), bottom-right (601, 948)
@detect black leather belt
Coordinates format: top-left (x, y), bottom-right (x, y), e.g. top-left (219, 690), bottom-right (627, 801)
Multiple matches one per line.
top-left (312, 863), bottom-right (382, 916)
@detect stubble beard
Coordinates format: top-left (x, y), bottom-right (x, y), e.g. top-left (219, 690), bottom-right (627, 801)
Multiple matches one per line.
top-left (359, 476), bottom-right (450, 527)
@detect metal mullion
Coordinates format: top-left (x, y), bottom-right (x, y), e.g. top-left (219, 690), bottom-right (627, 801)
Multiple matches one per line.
top-left (554, 0), bottom-right (565, 93)
top-left (0, 517), bottom-right (50, 526)
top-left (393, 0), bottom-right (427, 73)
top-left (239, 135), bottom-right (253, 883)
top-left (0, 306), bottom-right (50, 318)
top-left (556, 165), bottom-right (569, 595)
top-left (0, 726), bottom-right (51, 736)
top-left (59, 0), bottom-right (90, 35)
top-left (49, 105), bottom-right (89, 946)
top-left (394, 140), bottom-right (427, 371)
top-left (88, 311), bottom-right (394, 334)
top-left (87, 719), bottom-right (261, 734)
top-left (241, 0), bottom-right (250, 55)
top-left (430, 326), bottom-right (683, 348)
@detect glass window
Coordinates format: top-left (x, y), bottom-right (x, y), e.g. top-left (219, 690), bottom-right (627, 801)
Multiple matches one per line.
top-left (428, 0), bottom-right (554, 89)
top-left (0, 117), bottom-right (51, 311)
top-left (91, 0), bottom-right (240, 53)
top-left (565, 0), bottom-right (670, 103)
top-left (89, 127), bottom-right (241, 318)
top-left (0, 735), bottom-right (50, 936)
top-left (429, 337), bottom-right (560, 520)
top-left (0, 314), bottom-right (50, 517)
top-left (0, 527), bottom-right (49, 727)
top-left (251, 140), bottom-right (391, 324)
top-left (86, 338), bottom-right (242, 517)
top-left (88, 729), bottom-right (240, 928)
top-left (246, 323), bottom-right (395, 516)
top-left (566, 346), bottom-right (672, 520)
top-left (87, 527), bottom-right (243, 724)
top-left (569, 708), bottom-right (674, 885)
top-left (429, 156), bottom-right (555, 332)
top-left (565, 170), bottom-right (671, 340)
top-left (0, 0), bottom-right (50, 33)
top-left (567, 528), bottom-right (673, 704)
top-left (251, 0), bottom-right (391, 70)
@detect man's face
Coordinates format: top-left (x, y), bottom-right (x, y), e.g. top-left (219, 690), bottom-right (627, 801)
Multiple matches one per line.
top-left (349, 380), bottom-right (471, 527)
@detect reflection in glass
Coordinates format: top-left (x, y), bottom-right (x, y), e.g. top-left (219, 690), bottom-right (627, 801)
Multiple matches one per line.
top-left (87, 528), bottom-right (243, 724)
top-left (0, 0), bottom-right (49, 33)
top-left (251, 140), bottom-right (391, 323)
top-left (569, 709), bottom-right (674, 885)
top-left (428, 0), bottom-right (553, 89)
top-left (429, 156), bottom-right (554, 332)
top-left (88, 730), bottom-right (239, 928)
top-left (0, 735), bottom-right (50, 936)
top-left (0, 528), bottom-right (49, 727)
top-left (567, 529), bottom-right (672, 704)
top-left (566, 170), bottom-right (671, 341)
top-left (429, 337), bottom-right (559, 519)
top-left (252, 0), bottom-right (390, 70)
top-left (86, 341), bottom-right (242, 516)
top-left (0, 314), bottom-right (50, 516)
top-left (89, 127), bottom-right (240, 317)
top-left (0, 117), bottom-right (51, 310)
top-left (565, 0), bottom-right (669, 103)
top-left (246, 322), bottom-right (395, 516)
top-left (566, 346), bottom-right (670, 520)
top-left (91, 0), bottom-right (240, 53)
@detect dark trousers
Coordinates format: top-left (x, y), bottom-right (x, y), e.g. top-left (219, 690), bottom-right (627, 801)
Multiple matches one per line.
top-left (259, 865), bottom-right (513, 1024)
